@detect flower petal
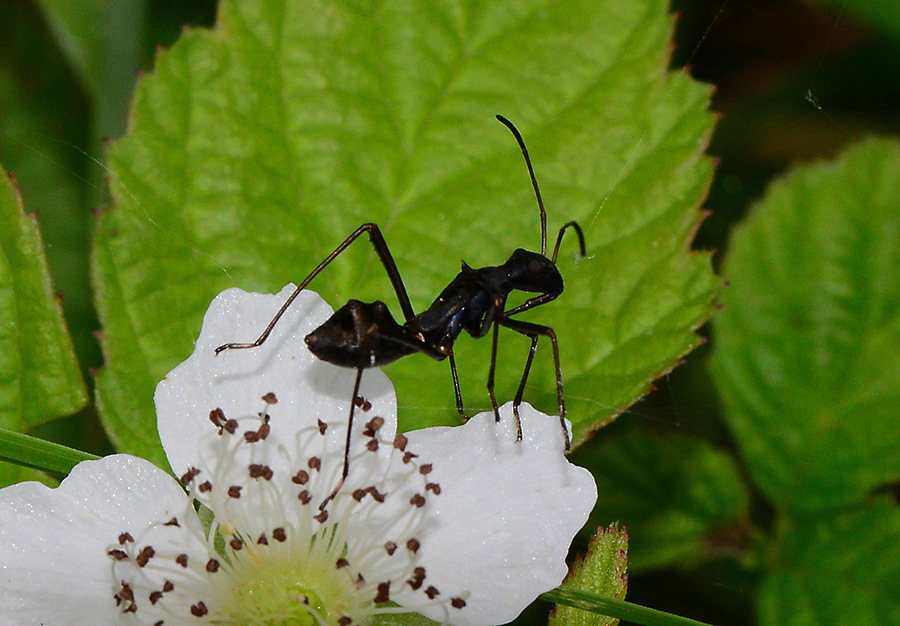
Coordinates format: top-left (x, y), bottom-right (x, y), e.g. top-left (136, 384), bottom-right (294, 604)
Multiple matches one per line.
top-left (155, 286), bottom-right (398, 526)
top-left (0, 454), bottom-right (199, 625)
top-left (392, 402), bottom-right (597, 626)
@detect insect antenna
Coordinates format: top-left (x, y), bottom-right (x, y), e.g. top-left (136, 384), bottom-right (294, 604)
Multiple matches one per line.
top-left (496, 114), bottom-right (548, 256)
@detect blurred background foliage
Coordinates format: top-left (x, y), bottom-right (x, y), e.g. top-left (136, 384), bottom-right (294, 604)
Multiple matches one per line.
top-left (0, 1), bottom-right (898, 625)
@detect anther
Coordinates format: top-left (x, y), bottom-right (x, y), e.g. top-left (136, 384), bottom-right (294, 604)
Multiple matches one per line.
top-left (206, 559), bottom-right (220, 573)
top-left (136, 546), bottom-right (155, 567)
top-left (230, 536), bottom-right (244, 551)
top-left (425, 586), bottom-right (440, 599)
top-left (308, 457), bottom-right (322, 471)
top-left (451, 597), bottom-right (467, 609)
top-left (262, 392), bottom-right (278, 404)
top-left (180, 467), bottom-right (200, 485)
top-left (314, 510), bottom-right (329, 524)
top-left (426, 482), bottom-right (441, 495)
top-left (298, 490), bottom-right (312, 504)
top-left (406, 538), bottom-right (420, 553)
top-left (164, 517), bottom-right (180, 527)
top-left (107, 549), bottom-right (128, 560)
top-left (257, 533), bottom-right (268, 545)
top-left (227, 485), bottom-right (242, 498)
top-left (249, 464), bottom-right (273, 480)
top-left (384, 541), bottom-right (397, 555)
top-left (407, 567), bottom-right (426, 590)
top-left (176, 554), bottom-right (189, 568)
top-left (292, 470), bottom-right (310, 485)
top-left (338, 616), bottom-right (352, 626)
top-left (318, 419), bottom-right (327, 435)
top-left (336, 558), bottom-right (349, 569)
top-left (272, 527), bottom-right (287, 542)
top-left (393, 434), bottom-right (408, 451)
top-left (118, 532), bottom-right (134, 544)
top-left (419, 464), bottom-right (432, 475)
top-left (191, 602), bottom-right (209, 617)
top-left (198, 481), bottom-right (213, 493)
top-left (375, 581), bottom-right (391, 603)
top-left (410, 493), bottom-right (426, 507)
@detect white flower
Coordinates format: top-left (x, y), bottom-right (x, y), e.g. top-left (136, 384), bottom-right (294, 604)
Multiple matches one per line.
top-left (0, 286), bottom-right (597, 626)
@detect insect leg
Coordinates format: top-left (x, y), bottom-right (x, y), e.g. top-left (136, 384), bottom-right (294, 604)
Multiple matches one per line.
top-left (216, 223), bottom-right (415, 354)
top-left (448, 349), bottom-right (468, 421)
top-left (485, 322), bottom-right (503, 423)
top-left (497, 316), bottom-right (570, 451)
top-left (319, 362), bottom-right (366, 511)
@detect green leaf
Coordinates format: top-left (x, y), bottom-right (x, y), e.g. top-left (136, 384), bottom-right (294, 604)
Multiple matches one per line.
top-left (0, 428), bottom-right (98, 478)
top-left (33, 0), bottom-right (109, 93)
top-left (710, 138), bottom-right (900, 512)
top-left (551, 524), bottom-right (628, 626)
top-left (0, 164), bottom-right (87, 432)
top-left (94, 0), bottom-right (717, 459)
top-left (544, 586), bottom-right (714, 626)
top-left (758, 497), bottom-right (900, 626)
top-left (580, 428), bottom-right (751, 571)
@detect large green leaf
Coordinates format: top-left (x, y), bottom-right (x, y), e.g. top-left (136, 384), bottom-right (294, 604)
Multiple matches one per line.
top-left (0, 164), bottom-right (87, 432)
top-left (94, 0), bottom-right (717, 462)
top-left (711, 138), bottom-right (900, 512)
top-left (758, 497), bottom-right (900, 626)
top-left (579, 428), bottom-right (751, 571)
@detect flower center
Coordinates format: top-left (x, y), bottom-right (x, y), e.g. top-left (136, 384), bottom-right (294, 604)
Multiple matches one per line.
top-left (107, 391), bottom-right (467, 626)
top-left (217, 537), bottom-right (359, 626)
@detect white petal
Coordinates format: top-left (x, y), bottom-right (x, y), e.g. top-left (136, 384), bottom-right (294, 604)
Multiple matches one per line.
top-left (155, 286), bottom-right (398, 525)
top-left (394, 402), bottom-right (597, 626)
top-left (0, 455), bottom-right (199, 625)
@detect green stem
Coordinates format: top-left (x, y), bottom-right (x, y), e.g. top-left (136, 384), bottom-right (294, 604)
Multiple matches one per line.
top-left (0, 428), bottom-right (98, 477)
top-left (542, 586), bottom-right (715, 626)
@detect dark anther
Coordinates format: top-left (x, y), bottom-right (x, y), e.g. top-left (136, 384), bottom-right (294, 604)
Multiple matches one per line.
top-left (375, 581), bottom-right (391, 603)
top-left (227, 485), bottom-right (242, 498)
top-left (206, 559), bottom-right (220, 573)
top-left (191, 602), bottom-right (209, 617)
top-left (136, 546), bottom-right (155, 567)
top-left (409, 493), bottom-right (426, 507)
top-left (180, 467), bottom-right (200, 485)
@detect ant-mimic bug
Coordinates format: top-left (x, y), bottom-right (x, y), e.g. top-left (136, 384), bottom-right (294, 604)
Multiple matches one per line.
top-left (216, 115), bottom-right (585, 506)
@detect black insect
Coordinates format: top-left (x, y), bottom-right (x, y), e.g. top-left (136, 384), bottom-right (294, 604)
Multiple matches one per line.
top-left (216, 115), bottom-right (585, 503)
